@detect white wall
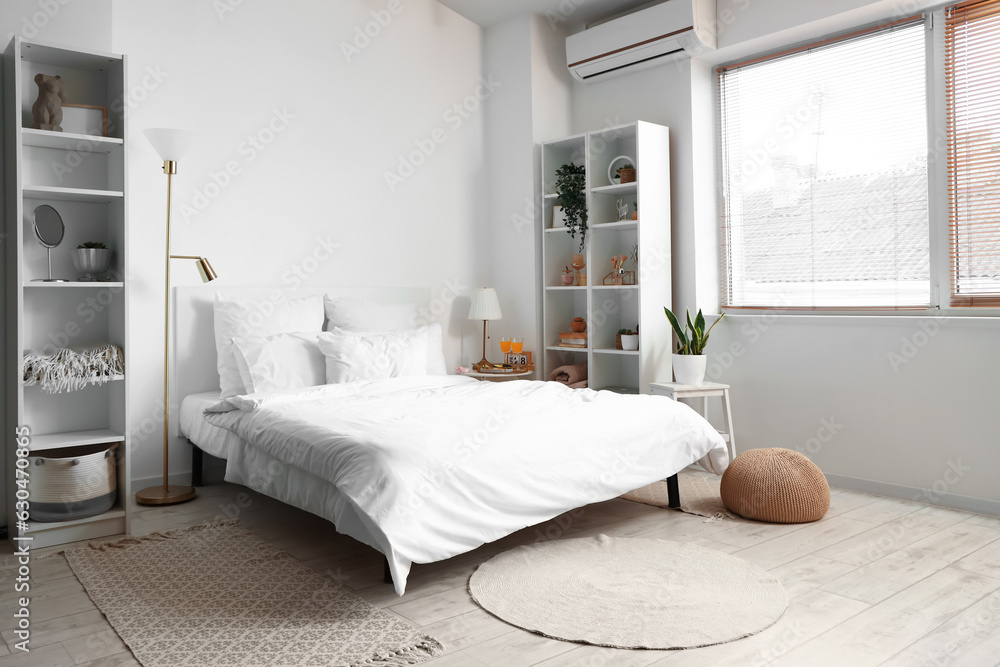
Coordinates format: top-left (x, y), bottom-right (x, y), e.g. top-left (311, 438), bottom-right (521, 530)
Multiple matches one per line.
top-left (483, 14), bottom-right (573, 365)
top-left (109, 0), bottom-right (487, 487)
top-left (555, 0), bottom-right (1000, 513)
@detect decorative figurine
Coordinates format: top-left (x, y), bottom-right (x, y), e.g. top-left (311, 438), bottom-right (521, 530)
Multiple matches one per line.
top-left (616, 198), bottom-right (628, 221)
top-left (32, 73), bottom-right (67, 132)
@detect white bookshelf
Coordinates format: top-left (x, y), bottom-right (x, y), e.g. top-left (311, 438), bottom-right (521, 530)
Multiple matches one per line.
top-left (539, 121), bottom-right (671, 394)
top-left (4, 37), bottom-right (130, 548)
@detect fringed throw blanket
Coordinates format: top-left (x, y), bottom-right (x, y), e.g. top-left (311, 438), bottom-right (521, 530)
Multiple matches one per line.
top-left (23, 344), bottom-right (125, 393)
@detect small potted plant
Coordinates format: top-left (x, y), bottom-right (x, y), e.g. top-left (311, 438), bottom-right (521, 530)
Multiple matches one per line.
top-left (617, 163), bottom-right (636, 183)
top-left (73, 241), bottom-right (112, 282)
top-left (632, 201), bottom-right (638, 220)
top-left (616, 325), bottom-right (639, 351)
top-left (663, 307), bottom-right (724, 386)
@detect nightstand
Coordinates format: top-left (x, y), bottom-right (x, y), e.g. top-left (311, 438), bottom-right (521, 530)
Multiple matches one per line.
top-left (650, 381), bottom-right (735, 461)
top-left (461, 370), bottom-right (534, 382)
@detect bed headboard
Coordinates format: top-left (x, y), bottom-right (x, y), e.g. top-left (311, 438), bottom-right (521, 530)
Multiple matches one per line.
top-left (172, 286), bottom-right (432, 402)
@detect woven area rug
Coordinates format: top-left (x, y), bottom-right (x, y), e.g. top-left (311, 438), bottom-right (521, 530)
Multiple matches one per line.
top-left (470, 535), bottom-right (786, 650)
top-left (63, 520), bottom-right (443, 667)
top-left (622, 469), bottom-right (740, 521)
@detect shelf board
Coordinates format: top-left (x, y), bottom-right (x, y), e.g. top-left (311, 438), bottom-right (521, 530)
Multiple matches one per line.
top-left (546, 345), bottom-right (588, 352)
top-left (24, 375), bottom-right (124, 391)
top-left (24, 281), bottom-right (124, 288)
top-left (593, 220), bottom-right (638, 230)
top-left (594, 348), bottom-right (640, 356)
top-left (545, 285), bottom-right (586, 290)
top-left (544, 226), bottom-right (570, 233)
top-left (592, 284), bottom-right (639, 290)
top-left (22, 128), bottom-right (122, 152)
top-left (544, 192), bottom-right (560, 199)
top-left (25, 428), bottom-right (125, 452)
top-left (592, 183), bottom-right (638, 195)
top-left (24, 185), bottom-right (124, 202)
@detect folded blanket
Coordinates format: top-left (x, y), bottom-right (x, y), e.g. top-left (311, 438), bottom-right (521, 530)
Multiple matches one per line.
top-left (548, 362), bottom-right (588, 385)
top-left (569, 380), bottom-right (588, 389)
top-left (23, 344), bottom-right (125, 394)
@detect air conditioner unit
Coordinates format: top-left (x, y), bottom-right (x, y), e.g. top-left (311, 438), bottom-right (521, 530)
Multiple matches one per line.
top-left (566, 0), bottom-right (717, 83)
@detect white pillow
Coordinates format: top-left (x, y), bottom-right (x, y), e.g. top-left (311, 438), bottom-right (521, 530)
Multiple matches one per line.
top-left (214, 294), bottom-right (324, 398)
top-left (318, 328), bottom-right (429, 384)
top-left (231, 332), bottom-right (324, 395)
top-left (323, 295), bottom-right (418, 332)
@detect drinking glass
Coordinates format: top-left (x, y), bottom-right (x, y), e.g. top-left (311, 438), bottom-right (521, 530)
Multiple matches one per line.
top-left (511, 337), bottom-right (524, 354)
top-left (499, 337), bottom-right (513, 355)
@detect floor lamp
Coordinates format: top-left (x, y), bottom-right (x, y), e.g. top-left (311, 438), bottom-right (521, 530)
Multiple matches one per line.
top-left (135, 128), bottom-right (217, 506)
top-left (469, 288), bottom-right (502, 371)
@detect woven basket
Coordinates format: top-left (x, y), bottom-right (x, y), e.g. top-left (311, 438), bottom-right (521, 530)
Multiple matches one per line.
top-left (720, 448), bottom-right (829, 523)
top-left (29, 442), bottom-right (118, 522)
top-left (618, 167), bottom-right (636, 183)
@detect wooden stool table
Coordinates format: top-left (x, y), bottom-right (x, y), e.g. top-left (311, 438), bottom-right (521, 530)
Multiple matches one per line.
top-left (650, 381), bottom-right (736, 462)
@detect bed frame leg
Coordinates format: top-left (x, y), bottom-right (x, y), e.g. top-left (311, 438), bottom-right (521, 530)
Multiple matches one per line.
top-left (383, 557), bottom-right (392, 585)
top-left (666, 473), bottom-right (680, 509)
top-left (191, 443), bottom-right (203, 487)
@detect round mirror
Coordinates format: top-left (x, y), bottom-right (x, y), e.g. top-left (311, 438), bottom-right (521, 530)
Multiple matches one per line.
top-left (32, 205), bottom-right (64, 248)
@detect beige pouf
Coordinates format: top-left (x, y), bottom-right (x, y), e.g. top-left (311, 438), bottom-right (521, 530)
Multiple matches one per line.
top-left (721, 448), bottom-right (830, 523)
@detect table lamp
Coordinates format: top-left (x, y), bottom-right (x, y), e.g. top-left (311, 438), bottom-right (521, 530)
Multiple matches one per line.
top-left (469, 288), bottom-right (502, 371)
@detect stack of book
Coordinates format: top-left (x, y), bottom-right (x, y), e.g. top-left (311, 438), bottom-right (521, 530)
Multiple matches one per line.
top-left (558, 332), bottom-right (588, 348)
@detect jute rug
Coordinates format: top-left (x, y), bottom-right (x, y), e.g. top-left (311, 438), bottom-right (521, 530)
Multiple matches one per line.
top-left (622, 469), bottom-right (741, 521)
top-left (63, 520), bottom-right (443, 667)
top-left (470, 535), bottom-right (786, 650)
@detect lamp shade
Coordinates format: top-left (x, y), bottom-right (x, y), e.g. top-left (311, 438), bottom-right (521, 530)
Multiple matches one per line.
top-left (469, 288), bottom-right (502, 320)
top-left (144, 128), bottom-right (197, 161)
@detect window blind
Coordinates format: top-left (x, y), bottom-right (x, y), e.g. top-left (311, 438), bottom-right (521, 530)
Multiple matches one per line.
top-left (718, 18), bottom-right (930, 310)
top-left (946, 0), bottom-right (1000, 307)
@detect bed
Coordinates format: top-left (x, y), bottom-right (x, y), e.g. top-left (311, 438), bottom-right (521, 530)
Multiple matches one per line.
top-left (173, 287), bottom-right (729, 595)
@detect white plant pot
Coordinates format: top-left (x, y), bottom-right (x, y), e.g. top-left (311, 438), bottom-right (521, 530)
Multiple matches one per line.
top-left (620, 334), bottom-right (639, 351)
top-left (672, 354), bottom-right (707, 386)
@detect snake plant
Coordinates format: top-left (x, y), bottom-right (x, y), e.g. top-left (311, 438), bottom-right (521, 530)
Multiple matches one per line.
top-left (663, 307), bottom-right (724, 355)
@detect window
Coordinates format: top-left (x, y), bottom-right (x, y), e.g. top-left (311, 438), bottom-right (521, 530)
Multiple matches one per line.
top-left (946, 0), bottom-right (1000, 307)
top-left (718, 18), bottom-right (930, 310)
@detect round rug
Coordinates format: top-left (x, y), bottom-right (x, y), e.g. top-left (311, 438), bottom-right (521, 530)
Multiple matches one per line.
top-left (469, 535), bottom-right (787, 650)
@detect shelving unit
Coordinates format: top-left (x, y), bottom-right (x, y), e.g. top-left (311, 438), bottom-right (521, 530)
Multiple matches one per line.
top-left (4, 37), bottom-right (130, 548)
top-left (539, 121), bottom-right (671, 394)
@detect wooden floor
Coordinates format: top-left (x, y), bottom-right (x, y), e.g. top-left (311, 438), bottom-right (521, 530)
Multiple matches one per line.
top-left (2, 478), bottom-right (999, 667)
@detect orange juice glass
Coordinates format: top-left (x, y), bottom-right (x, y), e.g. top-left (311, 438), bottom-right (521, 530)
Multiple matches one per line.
top-left (512, 337), bottom-right (524, 354)
top-left (499, 337), bottom-right (512, 354)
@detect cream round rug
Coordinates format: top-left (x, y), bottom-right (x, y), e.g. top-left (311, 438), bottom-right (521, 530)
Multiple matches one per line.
top-left (469, 535), bottom-right (787, 650)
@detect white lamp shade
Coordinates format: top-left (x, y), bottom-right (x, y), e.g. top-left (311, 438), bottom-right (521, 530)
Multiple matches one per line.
top-left (468, 288), bottom-right (502, 320)
top-left (144, 128), bottom-right (197, 161)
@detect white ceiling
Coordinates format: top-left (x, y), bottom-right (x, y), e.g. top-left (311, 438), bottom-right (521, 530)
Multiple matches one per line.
top-left (437, 0), bottom-right (657, 29)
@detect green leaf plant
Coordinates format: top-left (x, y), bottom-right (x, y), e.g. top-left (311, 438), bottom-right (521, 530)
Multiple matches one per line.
top-left (554, 163), bottom-right (588, 253)
top-left (663, 307), bottom-right (724, 355)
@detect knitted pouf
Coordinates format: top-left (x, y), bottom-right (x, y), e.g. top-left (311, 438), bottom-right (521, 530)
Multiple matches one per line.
top-left (720, 448), bottom-right (830, 523)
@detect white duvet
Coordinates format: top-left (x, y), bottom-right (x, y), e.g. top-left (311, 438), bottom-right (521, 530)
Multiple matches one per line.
top-left (206, 375), bottom-right (728, 594)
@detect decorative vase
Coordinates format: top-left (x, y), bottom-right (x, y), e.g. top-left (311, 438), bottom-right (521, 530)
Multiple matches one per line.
top-left (73, 248), bottom-right (112, 281)
top-left (620, 334), bottom-right (639, 351)
top-left (570, 317), bottom-right (587, 333)
top-left (570, 253), bottom-right (586, 287)
top-left (560, 272), bottom-right (575, 286)
top-left (672, 354), bottom-right (707, 386)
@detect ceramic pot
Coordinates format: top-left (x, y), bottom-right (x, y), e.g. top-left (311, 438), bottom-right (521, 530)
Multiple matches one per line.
top-left (73, 248), bottom-right (112, 281)
top-left (672, 354), bottom-right (707, 386)
top-left (570, 317), bottom-right (587, 333)
top-left (620, 334), bottom-right (639, 351)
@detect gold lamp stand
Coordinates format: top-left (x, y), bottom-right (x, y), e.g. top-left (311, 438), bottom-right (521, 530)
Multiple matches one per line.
top-left (136, 131), bottom-right (215, 506)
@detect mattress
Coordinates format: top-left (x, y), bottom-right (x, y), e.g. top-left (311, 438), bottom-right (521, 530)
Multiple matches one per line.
top-left (179, 391), bottom-right (244, 459)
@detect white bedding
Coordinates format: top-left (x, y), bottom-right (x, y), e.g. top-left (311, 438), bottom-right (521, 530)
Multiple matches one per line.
top-left (179, 391), bottom-right (244, 459)
top-left (205, 375), bottom-right (729, 594)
